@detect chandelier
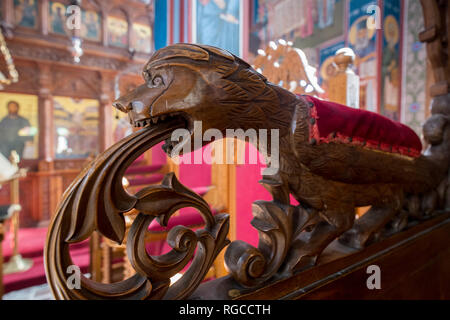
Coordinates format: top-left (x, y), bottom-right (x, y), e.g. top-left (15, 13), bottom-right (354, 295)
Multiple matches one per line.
top-left (0, 26), bottom-right (19, 88)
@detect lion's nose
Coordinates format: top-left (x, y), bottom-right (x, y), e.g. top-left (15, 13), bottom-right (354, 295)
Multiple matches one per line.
top-left (113, 101), bottom-right (131, 113)
top-left (113, 101), bottom-right (126, 112)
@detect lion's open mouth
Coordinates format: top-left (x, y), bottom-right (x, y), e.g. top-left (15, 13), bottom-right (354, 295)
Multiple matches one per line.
top-left (132, 112), bottom-right (189, 128)
top-left (133, 113), bottom-right (187, 128)
top-left (132, 112), bottom-right (193, 155)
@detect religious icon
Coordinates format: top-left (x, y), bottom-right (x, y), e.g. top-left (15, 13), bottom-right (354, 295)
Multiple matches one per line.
top-left (131, 23), bottom-right (152, 53)
top-left (81, 10), bottom-right (101, 42)
top-left (53, 97), bottom-right (99, 159)
top-left (348, 16), bottom-right (376, 59)
top-left (196, 0), bottom-right (241, 56)
top-left (49, 1), bottom-right (68, 35)
top-left (107, 16), bottom-right (128, 48)
top-left (0, 98), bottom-right (37, 160)
top-left (14, 0), bottom-right (38, 29)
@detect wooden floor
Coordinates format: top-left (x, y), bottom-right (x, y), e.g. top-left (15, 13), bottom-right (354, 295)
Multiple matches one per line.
top-left (192, 212), bottom-right (450, 300)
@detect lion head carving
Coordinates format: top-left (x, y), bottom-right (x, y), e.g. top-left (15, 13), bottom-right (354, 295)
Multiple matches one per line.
top-left (113, 43), bottom-right (296, 154)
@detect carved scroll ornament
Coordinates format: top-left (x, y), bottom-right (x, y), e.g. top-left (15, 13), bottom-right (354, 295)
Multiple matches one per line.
top-left (45, 119), bottom-right (229, 299)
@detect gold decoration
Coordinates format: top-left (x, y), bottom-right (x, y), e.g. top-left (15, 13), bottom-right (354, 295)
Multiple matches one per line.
top-left (0, 29), bottom-right (19, 86)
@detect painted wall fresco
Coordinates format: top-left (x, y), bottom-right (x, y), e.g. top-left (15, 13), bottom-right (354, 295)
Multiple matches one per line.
top-left (195, 0), bottom-right (241, 56)
top-left (380, 0), bottom-right (401, 121)
top-left (81, 10), bottom-right (102, 42)
top-left (132, 23), bottom-right (152, 53)
top-left (401, 0), bottom-right (427, 135)
top-left (14, 0), bottom-right (38, 29)
top-left (0, 93), bottom-right (38, 160)
top-left (348, 0), bottom-right (378, 113)
top-left (107, 16), bottom-right (129, 48)
top-left (53, 97), bottom-right (99, 159)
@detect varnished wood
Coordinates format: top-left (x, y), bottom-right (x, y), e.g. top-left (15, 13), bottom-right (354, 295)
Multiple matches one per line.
top-left (44, 42), bottom-right (450, 299)
top-left (191, 212), bottom-right (450, 300)
top-left (208, 140), bottom-right (237, 278)
top-left (420, 0), bottom-right (450, 97)
top-left (113, 44), bottom-right (449, 285)
top-left (328, 48), bottom-right (359, 109)
top-left (45, 119), bottom-right (230, 299)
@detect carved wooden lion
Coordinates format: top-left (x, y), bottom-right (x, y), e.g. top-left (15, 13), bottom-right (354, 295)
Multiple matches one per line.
top-left (114, 43), bottom-right (449, 275)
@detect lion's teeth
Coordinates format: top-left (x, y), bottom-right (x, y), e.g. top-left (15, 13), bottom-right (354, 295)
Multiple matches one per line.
top-left (151, 117), bottom-right (158, 124)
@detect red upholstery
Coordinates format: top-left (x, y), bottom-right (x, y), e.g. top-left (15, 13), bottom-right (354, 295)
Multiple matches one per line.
top-left (2, 228), bottom-right (89, 293)
top-left (303, 96), bottom-right (422, 157)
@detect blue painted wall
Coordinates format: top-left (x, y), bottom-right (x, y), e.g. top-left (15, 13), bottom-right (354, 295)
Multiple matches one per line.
top-left (154, 0), bottom-right (168, 50)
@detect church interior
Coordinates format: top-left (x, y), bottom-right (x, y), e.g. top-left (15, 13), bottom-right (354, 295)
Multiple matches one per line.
top-left (0, 0), bottom-right (449, 301)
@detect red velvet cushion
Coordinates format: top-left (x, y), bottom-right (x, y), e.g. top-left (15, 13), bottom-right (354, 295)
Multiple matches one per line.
top-left (303, 96), bottom-right (422, 157)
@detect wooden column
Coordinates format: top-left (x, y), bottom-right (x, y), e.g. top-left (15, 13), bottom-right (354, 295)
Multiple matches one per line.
top-left (3, 0), bottom-right (14, 26)
top-left (89, 231), bottom-right (102, 282)
top-left (328, 48), bottom-right (360, 109)
top-left (37, 63), bottom-right (57, 223)
top-left (90, 71), bottom-right (116, 282)
top-left (99, 72), bottom-right (116, 152)
top-left (40, 0), bottom-right (49, 35)
top-left (38, 63), bottom-right (54, 162)
top-left (206, 139), bottom-right (237, 278)
top-left (102, 9), bottom-right (108, 47)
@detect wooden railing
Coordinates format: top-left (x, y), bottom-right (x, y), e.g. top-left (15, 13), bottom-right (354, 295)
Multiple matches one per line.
top-left (43, 112), bottom-right (450, 299)
top-left (44, 2), bottom-right (450, 299)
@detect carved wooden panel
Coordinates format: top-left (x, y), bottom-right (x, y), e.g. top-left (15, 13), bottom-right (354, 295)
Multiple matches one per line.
top-left (52, 67), bottom-right (101, 99)
top-left (46, 121), bottom-right (229, 299)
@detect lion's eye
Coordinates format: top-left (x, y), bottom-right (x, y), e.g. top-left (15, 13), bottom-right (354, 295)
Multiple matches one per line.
top-left (143, 71), bottom-right (151, 83)
top-left (152, 75), bottom-right (164, 86)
